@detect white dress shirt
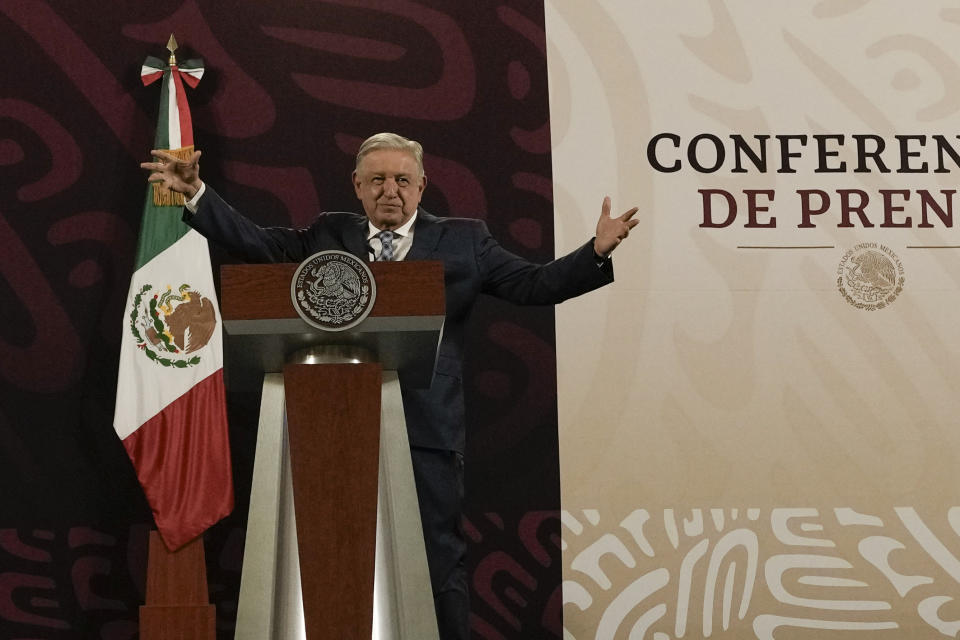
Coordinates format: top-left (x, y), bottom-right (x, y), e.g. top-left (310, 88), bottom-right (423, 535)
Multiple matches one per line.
top-left (184, 182), bottom-right (206, 213)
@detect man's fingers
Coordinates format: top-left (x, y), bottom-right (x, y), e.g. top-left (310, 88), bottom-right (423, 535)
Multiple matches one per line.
top-left (150, 149), bottom-right (179, 163)
top-left (148, 148), bottom-right (201, 167)
top-left (140, 160), bottom-right (169, 171)
top-left (594, 198), bottom-right (640, 255)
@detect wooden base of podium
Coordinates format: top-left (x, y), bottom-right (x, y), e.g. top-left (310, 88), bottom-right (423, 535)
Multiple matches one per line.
top-left (140, 531), bottom-right (215, 640)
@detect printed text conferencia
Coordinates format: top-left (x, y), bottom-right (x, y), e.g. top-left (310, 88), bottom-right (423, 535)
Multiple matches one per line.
top-left (647, 133), bottom-right (960, 229)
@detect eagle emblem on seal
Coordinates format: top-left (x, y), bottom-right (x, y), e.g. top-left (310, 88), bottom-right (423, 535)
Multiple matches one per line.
top-left (291, 251), bottom-right (377, 331)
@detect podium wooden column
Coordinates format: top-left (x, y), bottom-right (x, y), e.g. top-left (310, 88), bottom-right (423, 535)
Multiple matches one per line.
top-left (220, 261), bottom-right (444, 640)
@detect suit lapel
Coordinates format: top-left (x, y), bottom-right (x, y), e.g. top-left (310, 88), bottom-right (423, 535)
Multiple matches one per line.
top-left (342, 215), bottom-right (371, 261)
top-left (406, 208), bottom-right (444, 261)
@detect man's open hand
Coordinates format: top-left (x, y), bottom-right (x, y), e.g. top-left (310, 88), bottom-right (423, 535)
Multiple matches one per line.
top-left (594, 196), bottom-right (640, 257)
top-left (141, 149), bottom-right (203, 199)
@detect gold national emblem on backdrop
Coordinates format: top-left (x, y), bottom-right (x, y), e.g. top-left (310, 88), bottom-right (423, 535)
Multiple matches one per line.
top-left (130, 283), bottom-right (216, 367)
top-left (837, 244), bottom-right (904, 310)
top-left (291, 251), bottom-right (377, 331)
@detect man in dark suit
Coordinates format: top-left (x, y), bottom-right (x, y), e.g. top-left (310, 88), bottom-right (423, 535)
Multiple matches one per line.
top-left (144, 132), bottom-right (638, 639)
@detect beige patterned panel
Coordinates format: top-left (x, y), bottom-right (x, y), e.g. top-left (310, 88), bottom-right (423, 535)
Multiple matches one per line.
top-left (550, 1), bottom-right (960, 636)
top-left (561, 507), bottom-right (960, 638)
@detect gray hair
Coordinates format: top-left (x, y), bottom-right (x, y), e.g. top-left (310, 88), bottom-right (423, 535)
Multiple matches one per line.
top-left (355, 132), bottom-right (424, 176)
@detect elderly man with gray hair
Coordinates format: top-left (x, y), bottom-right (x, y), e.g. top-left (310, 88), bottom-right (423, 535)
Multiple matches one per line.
top-left (144, 132), bottom-right (638, 639)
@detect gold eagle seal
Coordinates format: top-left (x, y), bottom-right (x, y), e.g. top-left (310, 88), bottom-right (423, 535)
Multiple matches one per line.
top-left (837, 243), bottom-right (904, 310)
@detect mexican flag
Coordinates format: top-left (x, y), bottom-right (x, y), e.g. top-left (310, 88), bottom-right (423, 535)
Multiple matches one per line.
top-left (113, 49), bottom-right (233, 551)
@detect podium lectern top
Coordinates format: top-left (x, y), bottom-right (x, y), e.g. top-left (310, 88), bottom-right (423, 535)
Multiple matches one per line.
top-left (219, 260), bottom-right (445, 389)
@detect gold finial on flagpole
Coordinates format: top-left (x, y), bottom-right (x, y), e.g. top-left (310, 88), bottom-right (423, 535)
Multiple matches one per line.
top-left (166, 34), bottom-right (178, 65)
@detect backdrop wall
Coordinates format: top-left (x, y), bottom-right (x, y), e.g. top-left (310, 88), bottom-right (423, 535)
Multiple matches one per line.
top-left (0, 1), bottom-right (563, 637)
top-left (549, 2), bottom-right (960, 638)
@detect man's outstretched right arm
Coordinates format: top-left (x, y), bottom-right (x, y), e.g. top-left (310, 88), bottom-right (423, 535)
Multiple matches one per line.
top-left (142, 148), bottom-right (314, 263)
top-left (187, 185), bottom-right (315, 263)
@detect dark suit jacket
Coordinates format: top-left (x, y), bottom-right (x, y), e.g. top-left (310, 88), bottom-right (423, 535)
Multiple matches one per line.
top-left (187, 186), bottom-right (614, 452)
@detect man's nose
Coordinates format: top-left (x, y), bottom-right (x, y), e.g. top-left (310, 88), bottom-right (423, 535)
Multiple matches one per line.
top-left (383, 179), bottom-right (398, 196)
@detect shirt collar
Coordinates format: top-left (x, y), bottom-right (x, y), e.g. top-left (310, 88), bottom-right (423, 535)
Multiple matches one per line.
top-left (367, 210), bottom-right (418, 240)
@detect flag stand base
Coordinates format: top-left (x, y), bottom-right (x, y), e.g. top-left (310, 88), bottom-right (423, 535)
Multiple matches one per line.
top-left (139, 530), bottom-right (215, 639)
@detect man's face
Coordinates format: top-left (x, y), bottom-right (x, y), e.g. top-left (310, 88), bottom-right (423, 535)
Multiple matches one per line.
top-left (352, 149), bottom-right (426, 230)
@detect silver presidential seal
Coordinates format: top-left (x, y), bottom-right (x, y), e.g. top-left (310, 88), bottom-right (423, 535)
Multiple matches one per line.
top-left (291, 251), bottom-right (376, 331)
top-left (837, 243), bottom-right (904, 311)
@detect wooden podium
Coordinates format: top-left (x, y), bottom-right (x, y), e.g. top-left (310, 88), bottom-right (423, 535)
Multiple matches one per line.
top-left (221, 261), bottom-right (444, 640)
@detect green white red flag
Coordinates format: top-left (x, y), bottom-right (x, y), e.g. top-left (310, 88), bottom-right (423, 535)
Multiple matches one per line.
top-left (113, 46), bottom-right (233, 550)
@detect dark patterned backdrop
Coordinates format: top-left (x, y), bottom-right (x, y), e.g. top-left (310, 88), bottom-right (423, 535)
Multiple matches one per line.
top-left (0, 1), bottom-right (562, 637)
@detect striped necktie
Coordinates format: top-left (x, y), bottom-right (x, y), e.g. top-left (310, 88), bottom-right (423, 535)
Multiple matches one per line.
top-left (378, 230), bottom-right (395, 261)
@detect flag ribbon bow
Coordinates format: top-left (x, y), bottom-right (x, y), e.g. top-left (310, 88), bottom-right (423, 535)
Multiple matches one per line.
top-left (139, 38), bottom-right (205, 207)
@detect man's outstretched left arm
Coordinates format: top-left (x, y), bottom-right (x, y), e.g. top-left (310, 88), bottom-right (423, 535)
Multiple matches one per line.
top-left (479, 197), bottom-right (640, 304)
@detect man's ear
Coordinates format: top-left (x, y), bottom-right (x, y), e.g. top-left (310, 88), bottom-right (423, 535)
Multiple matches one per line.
top-left (419, 173), bottom-right (427, 195)
top-left (352, 170), bottom-right (362, 197)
